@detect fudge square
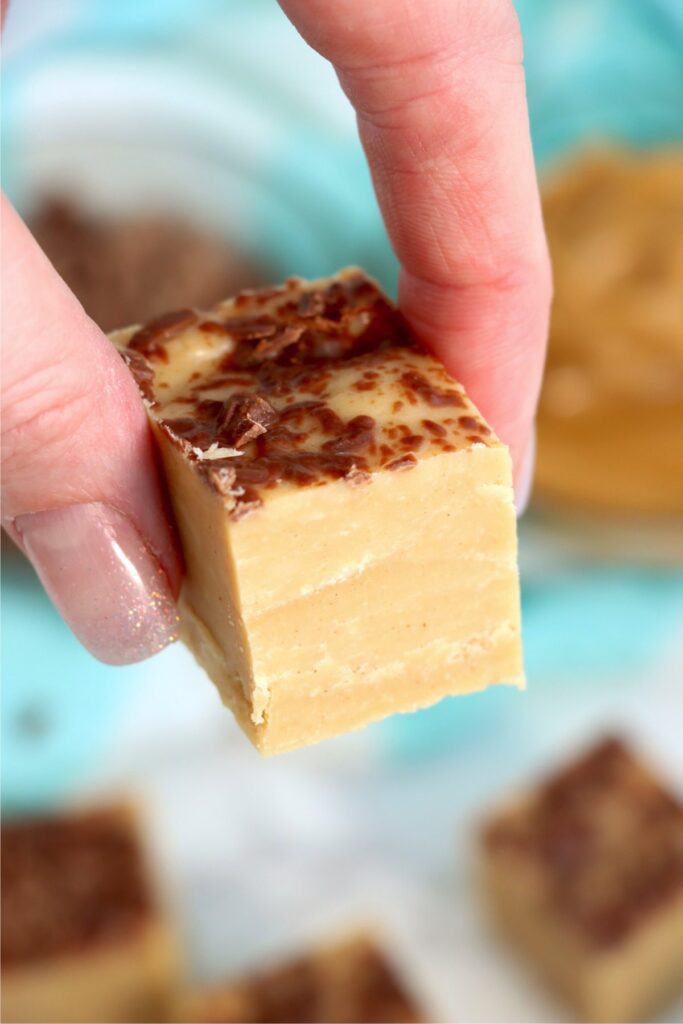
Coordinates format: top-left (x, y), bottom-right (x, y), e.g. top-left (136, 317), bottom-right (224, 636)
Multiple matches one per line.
top-left (112, 268), bottom-right (523, 754)
top-left (172, 934), bottom-right (424, 1023)
top-left (480, 737), bottom-right (683, 1023)
top-left (1, 804), bottom-right (177, 1024)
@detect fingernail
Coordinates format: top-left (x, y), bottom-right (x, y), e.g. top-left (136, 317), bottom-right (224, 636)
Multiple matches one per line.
top-left (514, 427), bottom-right (536, 516)
top-left (14, 502), bottom-right (179, 665)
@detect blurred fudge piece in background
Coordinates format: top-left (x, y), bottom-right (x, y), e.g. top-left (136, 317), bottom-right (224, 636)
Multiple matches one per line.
top-left (173, 933), bottom-right (424, 1023)
top-left (1, 803), bottom-right (177, 1024)
top-left (30, 199), bottom-right (265, 334)
top-left (480, 737), bottom-right (683, 1023)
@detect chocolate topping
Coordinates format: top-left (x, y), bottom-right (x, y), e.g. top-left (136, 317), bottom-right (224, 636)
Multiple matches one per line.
top-left (241, 957), bottom-right (319, 1023)
top-left (218, 395), bottom-right (278, 448)
top-left (119, 271), bottom-right (489, 518)
top-left (297, 289), bottom-right (327, 318)
top-left (400, 370), bottom-right (466, 408)
top-left (422, 418), bottom-right (447, 438)
top-left (211, 273), bottom-right (412, 374)
top-left (248, 325), bottom-right (306, 365)
top-left (221, 316), bottom-right (278, 340)
top-left (354, 946), bottom-right (420, 1023)
top-left (459, 415), bottom-right (491, 434)
top-left (1, 809), bottom-right (151, 967)
top-left (483, 738), bottom-right (683, 949)
top-left (120, 348), bottom-right (156, 404)
top-left (128, 308), bottom-right (197, 358)
top-left (183, 939), bottom-right (421, 1023)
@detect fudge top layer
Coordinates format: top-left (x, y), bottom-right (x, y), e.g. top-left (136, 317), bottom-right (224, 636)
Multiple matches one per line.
top-left (181, 936), bottom-right (422, 1023)
top-left (482, 738), bottom-right (683, 949)
top-left (112, 269), bottom-right (498, 520)
top-left (1, 807), bottom-right (152, 967)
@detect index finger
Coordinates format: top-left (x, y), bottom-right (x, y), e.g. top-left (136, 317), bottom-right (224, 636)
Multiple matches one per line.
top-left (280, 0), bottom-right (551, 478)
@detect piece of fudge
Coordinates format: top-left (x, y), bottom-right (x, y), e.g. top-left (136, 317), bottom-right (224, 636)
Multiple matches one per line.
top-left (173, 934), bottom-right (423, 1023)
top-left (31, 198), bottom-right (263, 333)
top-left (112, 268), bottom-right (523, 754)
top-left (480, 737), bottom-right (683, 1023)
top-left (1, 804), bottom-right (177, 1023)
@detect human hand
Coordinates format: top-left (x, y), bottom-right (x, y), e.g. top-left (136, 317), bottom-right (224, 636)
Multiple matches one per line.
top-left (1, 0), bottom-right (549, 666)
top-left (1, 198), bottom-right (182, 664)
top-left (281, 0), bottom-right (551, 499)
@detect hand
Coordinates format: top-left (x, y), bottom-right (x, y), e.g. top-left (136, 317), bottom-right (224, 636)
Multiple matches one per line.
top-left (281, 0), bottom-right (551, 493)
top-left (1, 198), bottom-right (182, 664)
top-left (1, 0), bottom-right (550, 666)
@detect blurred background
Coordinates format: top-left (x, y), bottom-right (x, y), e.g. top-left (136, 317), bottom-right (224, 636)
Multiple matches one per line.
top-left (1, 1), bottom-right (682, 1021)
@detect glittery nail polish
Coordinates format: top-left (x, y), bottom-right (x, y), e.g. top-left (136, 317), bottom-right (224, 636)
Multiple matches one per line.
top-left (14, 503), bottom-right (179, 665)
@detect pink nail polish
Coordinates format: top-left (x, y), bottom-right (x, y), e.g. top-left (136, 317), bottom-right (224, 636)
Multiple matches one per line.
top-left (14, 503), bottom-right (179, 665)
top-left (514, 428), bottom-right (536, 516)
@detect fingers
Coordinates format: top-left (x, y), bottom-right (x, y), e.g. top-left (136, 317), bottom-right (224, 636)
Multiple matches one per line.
top-left (280, 0), bottom-right (551, 477)
top-left (1, 197), bottom-right (182, 664)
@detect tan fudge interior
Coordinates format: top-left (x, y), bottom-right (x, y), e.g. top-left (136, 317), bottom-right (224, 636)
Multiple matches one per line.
top-left (167, 432), bottom-right (521, 754)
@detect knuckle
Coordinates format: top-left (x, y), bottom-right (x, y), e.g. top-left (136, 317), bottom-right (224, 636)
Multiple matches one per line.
top-left (341, 1), bottom-right (523, 122)
top-left (1, 359), bottom-right (96, 478)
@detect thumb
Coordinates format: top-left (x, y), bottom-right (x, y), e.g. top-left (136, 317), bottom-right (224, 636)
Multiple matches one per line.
top-left (1, 197), bottom-right (181, 664)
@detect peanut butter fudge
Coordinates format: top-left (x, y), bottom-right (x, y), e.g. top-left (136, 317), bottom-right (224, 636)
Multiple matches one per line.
top-left (112, 268), bottom-right (523, 754)
top-left (173, 935), bottom-right (423, 1023)
top-left (1, 804), bottom-right (177, 1023)
top-left (31, 198), bottom-right (262, 332)
top-left (480, 738), bottom-right (683, 1023)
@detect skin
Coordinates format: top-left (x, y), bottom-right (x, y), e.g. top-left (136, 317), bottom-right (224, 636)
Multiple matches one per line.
top-left (281, 0), bottom-right (551, 474)
top-left (0, 0), bottom-right (551, 663)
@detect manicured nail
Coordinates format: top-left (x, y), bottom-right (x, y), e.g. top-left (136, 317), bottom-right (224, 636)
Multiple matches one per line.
top-left (514, 427), bottom-right (536, 516)
top-left (14, 502), bottom-right (179, 665)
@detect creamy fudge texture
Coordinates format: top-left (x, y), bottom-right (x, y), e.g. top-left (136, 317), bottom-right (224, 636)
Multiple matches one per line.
top-left (480, 738), bottom-right (683, 1023)
top-left (112, 269), bottom-right (523, 754)
top-left (172, 934), bottom-right (423, 1023)
top-left (1, 805), bottom-right (177, 1024)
